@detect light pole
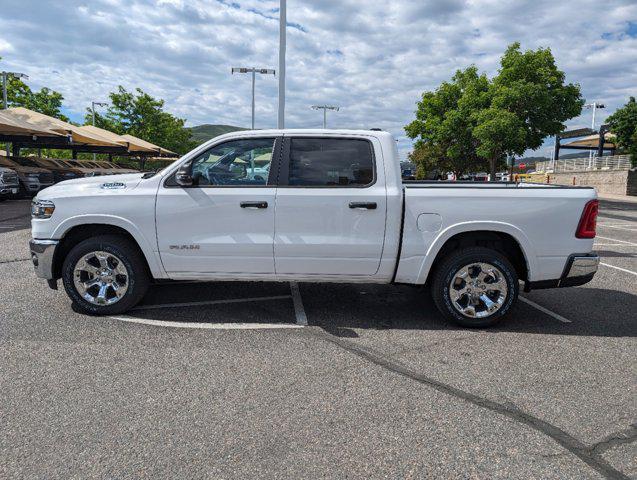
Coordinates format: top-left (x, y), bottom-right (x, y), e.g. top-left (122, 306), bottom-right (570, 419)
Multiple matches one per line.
top-left (2, 70), bottom-right (28, 157)
top-left (584, 102), bottom-right (605, 161)
top-left (278, 0), bottom-right (286, 129)
top-left (231, 67), bottom-right (275, 129)
top-left (91, 101), bottom-right (108, 160)
top-left (311, 105), bottom-right (340, 128)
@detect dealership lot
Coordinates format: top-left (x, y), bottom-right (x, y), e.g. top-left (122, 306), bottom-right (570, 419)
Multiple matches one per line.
top-left (0, 198), bottom-right (635, 478)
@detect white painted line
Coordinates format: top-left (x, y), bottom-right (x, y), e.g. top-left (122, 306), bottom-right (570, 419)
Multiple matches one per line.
top-left (596, 235), bottom-right (637, 247)
top-left (519, 296), bottom-right (572, 323)
top-left (290, 282), bottom-right (308, 326)
top-left (598, 225), bottom-right (637, 232)
top-left (594, 243), bottom-right (635, 247)
top-left (600, 262), bottom-right (637, 277)
top-left (131, 295), bottom-right (292, 311)
top-left (108, 316), bottom-right (303, 330)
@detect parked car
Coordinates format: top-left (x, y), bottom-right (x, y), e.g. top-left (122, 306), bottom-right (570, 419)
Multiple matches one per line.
top-left (29, 129), bottom-right (599, 327)
top-left (91, 160), bottom-right (139, 175)
top-left (0, 166), bottom-right (20, 201)
top-left (0, 157), bottom-right (54, 196)
top-left (26, 157), bottom-right (83, 183)
top-left (48, 159), bottom-right (105, 177)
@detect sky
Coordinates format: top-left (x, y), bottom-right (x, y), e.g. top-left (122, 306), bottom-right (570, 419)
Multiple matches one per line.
top-left (0, 0), bottom-right (636, 160)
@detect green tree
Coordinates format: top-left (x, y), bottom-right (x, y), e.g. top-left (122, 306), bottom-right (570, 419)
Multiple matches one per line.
top-left (405, 66), bottom-right (490, 177)
top-left (406, 43), bottom-right (583, 180)
top-left (1, 57), bottom-right (68, 120)
top-left (86, 86), bottom-right (196, 155)
top-left (606, 97), bottom-right (637, 166)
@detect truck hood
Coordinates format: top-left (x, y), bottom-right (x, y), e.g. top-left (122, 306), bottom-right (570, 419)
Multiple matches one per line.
top-left (37, 173), bottom-right (146, 199)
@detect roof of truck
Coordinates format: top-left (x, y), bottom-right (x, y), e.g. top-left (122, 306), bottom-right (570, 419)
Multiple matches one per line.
top-left (214, 128), bottom-right (393, 137)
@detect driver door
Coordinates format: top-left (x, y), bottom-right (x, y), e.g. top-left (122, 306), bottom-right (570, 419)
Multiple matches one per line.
top-left (156, 136), bottom-right (281, 276)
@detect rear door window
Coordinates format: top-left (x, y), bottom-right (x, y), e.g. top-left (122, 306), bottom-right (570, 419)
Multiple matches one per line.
top-left (288, 138), bottom-right (374, 187)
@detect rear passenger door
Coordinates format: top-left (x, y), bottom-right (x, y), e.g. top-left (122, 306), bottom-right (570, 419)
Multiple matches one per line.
top-left (273, 136), bottom-right (386, 276)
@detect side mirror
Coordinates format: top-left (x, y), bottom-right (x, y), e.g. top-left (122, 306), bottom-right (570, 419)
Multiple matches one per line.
top-left (175, 161), bottom-right (193, 186)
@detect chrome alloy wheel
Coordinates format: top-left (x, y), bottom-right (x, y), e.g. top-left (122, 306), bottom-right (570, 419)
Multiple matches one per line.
top-left (73, 251), bottom-right (129, 306)
top-left (448, 262), bottom-right (508, 318)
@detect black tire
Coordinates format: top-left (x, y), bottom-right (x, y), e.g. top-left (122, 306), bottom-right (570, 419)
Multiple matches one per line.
top-left (62, 235), bottom-right (150, 315)
top-left (431, 247), bottom-right (519, 328)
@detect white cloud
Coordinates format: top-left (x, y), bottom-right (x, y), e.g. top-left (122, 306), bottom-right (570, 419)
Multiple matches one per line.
top-left (0, 0), bottom-right (635, 160)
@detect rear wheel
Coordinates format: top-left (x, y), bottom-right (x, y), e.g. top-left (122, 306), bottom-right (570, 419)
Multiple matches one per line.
top-left (431, 247), bottom-right (518, 327)
top-left (62, 235), bottom-right (150, 315)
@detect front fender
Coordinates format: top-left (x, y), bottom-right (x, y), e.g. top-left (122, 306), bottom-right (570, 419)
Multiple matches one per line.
top-left (51, 214), bottom-right (166, 279)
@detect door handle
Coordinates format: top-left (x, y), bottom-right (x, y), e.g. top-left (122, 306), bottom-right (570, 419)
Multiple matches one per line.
top-left (349, 202), bottom-right (377, 210)
top-left (240, 201), bottom-right (268, 209)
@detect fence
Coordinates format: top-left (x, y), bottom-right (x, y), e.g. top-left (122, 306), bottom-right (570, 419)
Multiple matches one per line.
top-left (535, 155), bottom-right (632, 173)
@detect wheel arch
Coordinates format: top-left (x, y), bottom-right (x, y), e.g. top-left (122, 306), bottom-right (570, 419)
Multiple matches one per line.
top-left (51, 217), bottom-right (164, 280)
top-left (416, 222), bottom-right (537, 285)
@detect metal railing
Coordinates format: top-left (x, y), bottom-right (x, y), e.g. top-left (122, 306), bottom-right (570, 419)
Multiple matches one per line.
top-left (535, 155), bottom-right (632, 173)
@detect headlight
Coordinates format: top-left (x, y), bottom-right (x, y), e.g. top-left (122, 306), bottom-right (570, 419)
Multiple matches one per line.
top-left (31, 199), bottom-right (55, 219)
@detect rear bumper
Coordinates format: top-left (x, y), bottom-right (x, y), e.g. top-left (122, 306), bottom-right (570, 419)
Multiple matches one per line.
top-left (29, 239), bottom-right (59, 280)
top-left (528, 253), bottom-right (599, 290)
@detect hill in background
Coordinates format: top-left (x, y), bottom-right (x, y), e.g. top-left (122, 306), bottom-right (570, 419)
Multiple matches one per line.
top-left (188, 124), bottom-right (248, 144)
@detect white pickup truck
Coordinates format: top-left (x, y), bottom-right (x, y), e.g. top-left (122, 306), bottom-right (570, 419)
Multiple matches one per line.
top-left (30, 129), bottom-right (600, 327)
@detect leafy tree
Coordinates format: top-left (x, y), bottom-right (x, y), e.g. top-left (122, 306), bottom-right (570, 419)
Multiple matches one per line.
top-left (0, 57), bottom-right (68, 121)
top-left (405, 66), bottom-right (490, 177)
top-left (606, 97), bottom-right (637, 166)
top-left (406, 43), bottom-right (583, 180)
top-left (86, 86), bottom-right (196, 155)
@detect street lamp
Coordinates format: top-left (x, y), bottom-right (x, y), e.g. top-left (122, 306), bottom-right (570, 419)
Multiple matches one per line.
top-left (91, 101), bottom-right (108, 160)
top-left (231, 67), bottom-right (275, 129)
top-left (278, 0), bottom-right (286, 129)
top-left (311, 105), bottom-right (340, 129)
top-left (584, 102), bottom-right (605, 161)
top-left (2, 71), bottom-right (28, 157)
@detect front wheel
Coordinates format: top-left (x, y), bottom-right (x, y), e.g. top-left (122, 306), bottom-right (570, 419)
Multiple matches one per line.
top-left (431, 247), bottom-right (519, 328)
top-left (62, 235), bottom-right (150, 315)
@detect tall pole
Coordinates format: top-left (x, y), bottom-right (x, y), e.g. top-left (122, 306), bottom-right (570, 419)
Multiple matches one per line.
top-left (2, 72), bottom-right (7, 157)
top-left (277, 0), bottom-right (286, 129)
top-left (91, 101), bottom-right (108, 161)
top-left (311, 105), bottom-right (339, 129)
top-left (251, 69), bottom-right (256, 130)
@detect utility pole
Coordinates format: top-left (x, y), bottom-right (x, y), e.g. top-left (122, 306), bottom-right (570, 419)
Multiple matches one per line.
top-left (91, 101), bottom-right (108, 161)
top-left (2, 70), bottom-right (28, 157)
top-left (278, 0), bottom-right (286, 129)
top-left (311, 105), bottom-right (340, 128)
top-left (231, 68), bottom-right (275, 129)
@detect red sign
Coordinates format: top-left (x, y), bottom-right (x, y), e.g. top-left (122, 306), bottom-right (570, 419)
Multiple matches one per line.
top-left (519, 163), bottom-right (526, 169)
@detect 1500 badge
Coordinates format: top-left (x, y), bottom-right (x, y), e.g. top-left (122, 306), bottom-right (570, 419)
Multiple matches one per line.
top-left (169, 245), bottom-right (200, 250)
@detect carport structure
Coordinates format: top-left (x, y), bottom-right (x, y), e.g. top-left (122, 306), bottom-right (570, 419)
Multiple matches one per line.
top-left (0, 107), bottom-right (178, 165)
top-left (553, 125), bottom-right (616, 160)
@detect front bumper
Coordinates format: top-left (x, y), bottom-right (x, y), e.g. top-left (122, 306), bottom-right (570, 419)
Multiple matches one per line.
top-left (29, 239), bottom-right (59, 280)
top-left (528, 253), bottom-right (599, 290)
top-left (0, 186), bottom-right (19, 196)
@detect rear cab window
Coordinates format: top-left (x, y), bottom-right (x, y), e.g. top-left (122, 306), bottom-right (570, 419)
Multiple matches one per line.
top-left (287, 138), bottom-right (375, 187)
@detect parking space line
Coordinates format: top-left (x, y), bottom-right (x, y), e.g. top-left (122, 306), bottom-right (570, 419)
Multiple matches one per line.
top-left (519, 296), bottom-right (572, 323)
top-left (598, 225), bottom-right (637, 232)
top-left (290, 282), bottom-right (308, 326)
top-left (600, 262), bottom-right (637, 277)
top-left (108, 316), bottom-right (303, 330)
top-left (596, 235), bottom-right (637, 247)
top-left (131, 295), bottom-right (292, 311)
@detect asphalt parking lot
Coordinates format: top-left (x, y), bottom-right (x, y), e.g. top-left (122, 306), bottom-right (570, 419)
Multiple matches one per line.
top-left (0, 197), bottom-right (635, 479)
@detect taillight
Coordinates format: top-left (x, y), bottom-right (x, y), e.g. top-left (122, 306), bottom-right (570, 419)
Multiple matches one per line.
top-left (576, 199), bottom-right (599, 238)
